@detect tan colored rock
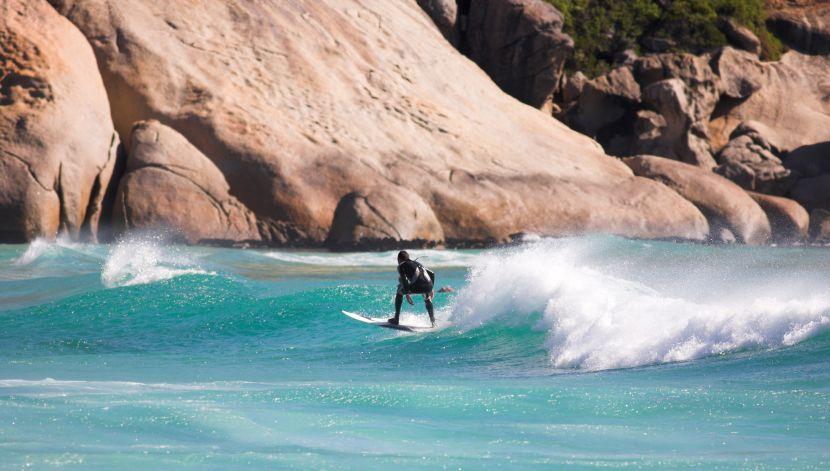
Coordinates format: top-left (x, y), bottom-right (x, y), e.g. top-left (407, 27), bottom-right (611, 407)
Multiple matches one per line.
top-left (710, 47), bottom-right (763, 100)
top-left (416, 0), bottom-right (458, 45)
top-left (326, 185), bottom-right (444, 250)
top-left (624, 155), bottom-right (771, 245)
top-left (112, 121), bottom-right (260, 245)
top-left (0, 0), bottom-right (118, 243)
top-left (709, 51), bottom-right (830, 155)
top-left (748, 192), bottom-right (809, 243)
top-left (767, 6), bottom-right (830, 55)
top-left (718, 18), bottom-right (762, 55)
top-left (572, 66), bottom-right (641, 135)
top-left (462, 0), bottom-right (573, 110)
top-left (714, 122), bottom-right (796, 195)
top-left (50, 0), bottom-right (709, 245)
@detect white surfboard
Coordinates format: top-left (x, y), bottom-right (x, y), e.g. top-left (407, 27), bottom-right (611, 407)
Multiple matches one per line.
top-left (342, 310), bottom-right (434, 332)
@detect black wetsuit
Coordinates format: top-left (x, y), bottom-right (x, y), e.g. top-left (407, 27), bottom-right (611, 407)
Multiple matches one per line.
top-left (392, 260), bottom-right (435, 325)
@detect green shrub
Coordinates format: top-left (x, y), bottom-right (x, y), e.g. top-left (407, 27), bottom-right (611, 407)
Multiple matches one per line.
top-left (547, 0), bottom-right (782, 77)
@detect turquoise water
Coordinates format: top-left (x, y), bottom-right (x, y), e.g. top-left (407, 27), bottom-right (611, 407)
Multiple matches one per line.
top-left (1, 235), bottom-right (829, 469)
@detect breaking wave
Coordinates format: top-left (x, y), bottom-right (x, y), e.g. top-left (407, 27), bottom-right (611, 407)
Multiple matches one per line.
top-left (101, 236), bottom-right (213, 288)
top-left (450, 239), bottom-right (830, 371)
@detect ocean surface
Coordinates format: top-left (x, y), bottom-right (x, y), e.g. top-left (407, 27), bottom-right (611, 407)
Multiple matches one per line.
top-left (1, 235), bottom-right (828, 469)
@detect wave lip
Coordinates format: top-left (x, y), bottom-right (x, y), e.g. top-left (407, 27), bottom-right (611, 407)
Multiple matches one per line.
top-left (101, 236), bottom-right (213, 288)
top-left (450, 238), bottom-right (830, 371)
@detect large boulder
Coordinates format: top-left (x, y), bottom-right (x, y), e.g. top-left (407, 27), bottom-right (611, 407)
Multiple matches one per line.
top-left (767, 6), bottom-right (830, 55)
top-left (416, 0), bottom-right (458, 45)
top-left (326, 185), bottom-right (444, 250)
top-left (717, 18), bottom-right (762, 56)
top-left (0, 0), bottom-right (118, 243)
top-left (48, 0), bottom-right (709, 246)
top-left (710, 47), bottom-right (764, 101)
top-left (569, 66), bottom-right (641, 136)
top-left (748, 192), bottom-right (809, 244)
top-left (112, 121), bottom-right (260, 245)
top-left (624, 155), bottom-right (771, 245)
top-left (461, 0), bottom-right (573, 111)
top-left (709, 51), bottom-right (830, 156)
top-left (634, 53), bottom-right (720, 168)
top-left (714, 122), bottom-right (796, 195)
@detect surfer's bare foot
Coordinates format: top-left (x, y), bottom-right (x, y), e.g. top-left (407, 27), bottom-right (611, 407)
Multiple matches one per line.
top-left (387, 318), bottom-right (399, 325)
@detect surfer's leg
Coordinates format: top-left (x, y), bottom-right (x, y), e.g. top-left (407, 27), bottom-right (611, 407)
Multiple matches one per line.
top-left (424, 296), bottom-right (435, 326)
top-left (389, 291), bottom-right (403, 325)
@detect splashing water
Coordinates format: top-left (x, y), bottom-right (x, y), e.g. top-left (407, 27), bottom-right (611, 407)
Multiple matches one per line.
top-left (451, 239), bottom-right (830, 370)
top-left (100, 236), bottom-right (213, 288)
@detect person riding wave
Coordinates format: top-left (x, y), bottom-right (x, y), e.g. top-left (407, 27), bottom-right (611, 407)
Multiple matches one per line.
top-left (389, 250), bottom-right (435, 327)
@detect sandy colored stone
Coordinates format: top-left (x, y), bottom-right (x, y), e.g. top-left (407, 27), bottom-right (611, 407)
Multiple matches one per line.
top-left (0, 0), bottom-right (117, 243)
top-left (113, 121), bottom-right (260, 245)
top-left (326, 184), bottom-right (445, 250)
top-left (49, 0), bottom-right (711, 245)
top-left (709, 51), bottom-right (830, 155)
top-left (416, 0), bottom-right (458, 45)
top-left (748, 191), bottom-right (809, 243)
top-left (624, 155), bottom-right (771, 245)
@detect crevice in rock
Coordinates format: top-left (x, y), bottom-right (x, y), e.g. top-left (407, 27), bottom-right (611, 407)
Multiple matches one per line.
top-left (1, 149), bottom-right (52, 191)
top-left (361, 195), bottom-right (403, 240)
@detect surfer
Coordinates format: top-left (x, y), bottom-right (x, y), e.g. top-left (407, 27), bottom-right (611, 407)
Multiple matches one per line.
top-left (389, 250), bottom-right (435, 327)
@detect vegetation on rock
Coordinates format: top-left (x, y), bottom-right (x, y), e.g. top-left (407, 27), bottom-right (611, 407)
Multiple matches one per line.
top-left (547, 0), bottom-right (783, 76)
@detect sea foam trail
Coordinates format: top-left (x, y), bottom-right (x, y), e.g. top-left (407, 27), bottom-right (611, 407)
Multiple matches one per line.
top-left (101, 237), bottom-right (213, 288)
top-left (450, 239), bottom-right (830, 371)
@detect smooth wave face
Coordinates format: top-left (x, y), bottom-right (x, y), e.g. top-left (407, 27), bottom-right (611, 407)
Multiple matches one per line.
top-left (1, 236), bottom-right (829, 469)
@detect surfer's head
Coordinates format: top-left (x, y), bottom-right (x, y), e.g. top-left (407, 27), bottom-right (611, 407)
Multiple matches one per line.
top-left (397, 250), bottom-right (410, 264)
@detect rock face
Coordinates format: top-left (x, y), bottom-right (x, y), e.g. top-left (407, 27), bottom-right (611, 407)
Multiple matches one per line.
top-left (461, 0), bottom-right (574, 111)
top-left (748, 191), bottom-right (809, 243)
top-left (710, 47), bottom-right (763, 101)
top-left (0, 0), bottom-right (118, 243)
top-left (416, 0), bottom-right (458, 45)
top-left (560, 52), bottom-right (729, 169)
top-left (326, 185), bottom-right (445, 250)
top-left (112, 121), bottom-right (260, 245)
top-left (714, 122), bottom-right (796, 195)
top-left (767, 5), bottom-right (830, 55)
top-left (47, 0), bottom-right (709, 246)
top-left (709, 51), bottom-right (830, 155)
top-left (624, 155), bottom-right (771, 245)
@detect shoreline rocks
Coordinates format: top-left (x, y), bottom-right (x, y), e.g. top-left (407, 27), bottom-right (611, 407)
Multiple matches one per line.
top-left (112, 121), bottom-right (261, 245)
top-left (624, 155), bottom-right (771, 245)
top-left (0, 0), bottom-right (118, 243)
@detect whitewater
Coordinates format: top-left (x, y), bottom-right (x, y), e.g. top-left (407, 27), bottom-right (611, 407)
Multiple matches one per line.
top-left (1, 235), bottom-right (828, 469)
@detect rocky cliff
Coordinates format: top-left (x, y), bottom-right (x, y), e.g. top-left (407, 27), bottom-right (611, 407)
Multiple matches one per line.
top-left (1, 0), bottom-right (719, 248)
top-left (5, 0), bottom-right (830, 248)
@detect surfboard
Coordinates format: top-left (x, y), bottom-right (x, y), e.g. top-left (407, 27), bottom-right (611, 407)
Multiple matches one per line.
top-left (341, 310), bottom-right (434, 332)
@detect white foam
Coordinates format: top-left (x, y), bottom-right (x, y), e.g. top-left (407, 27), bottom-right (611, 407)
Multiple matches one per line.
top-left (13, 236), bottom-right (89, 266)
top-left (101, 236), bottom-right (213, 288)
top-left (261, 249), bottom-right (478, 268)
top-left (450, 239), bottom-right (830, 371)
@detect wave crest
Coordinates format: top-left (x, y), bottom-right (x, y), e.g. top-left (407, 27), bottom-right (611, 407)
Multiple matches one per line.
top-left (101, 236), bottom-right (213, 288)
top-left (450, 239), bottom-right (830, 371)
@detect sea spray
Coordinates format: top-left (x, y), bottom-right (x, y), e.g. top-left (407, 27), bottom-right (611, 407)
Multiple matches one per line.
top-left (450, 238), bottom-right (830, 370)
top-left (101, 235), bottom-right (213, 288)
